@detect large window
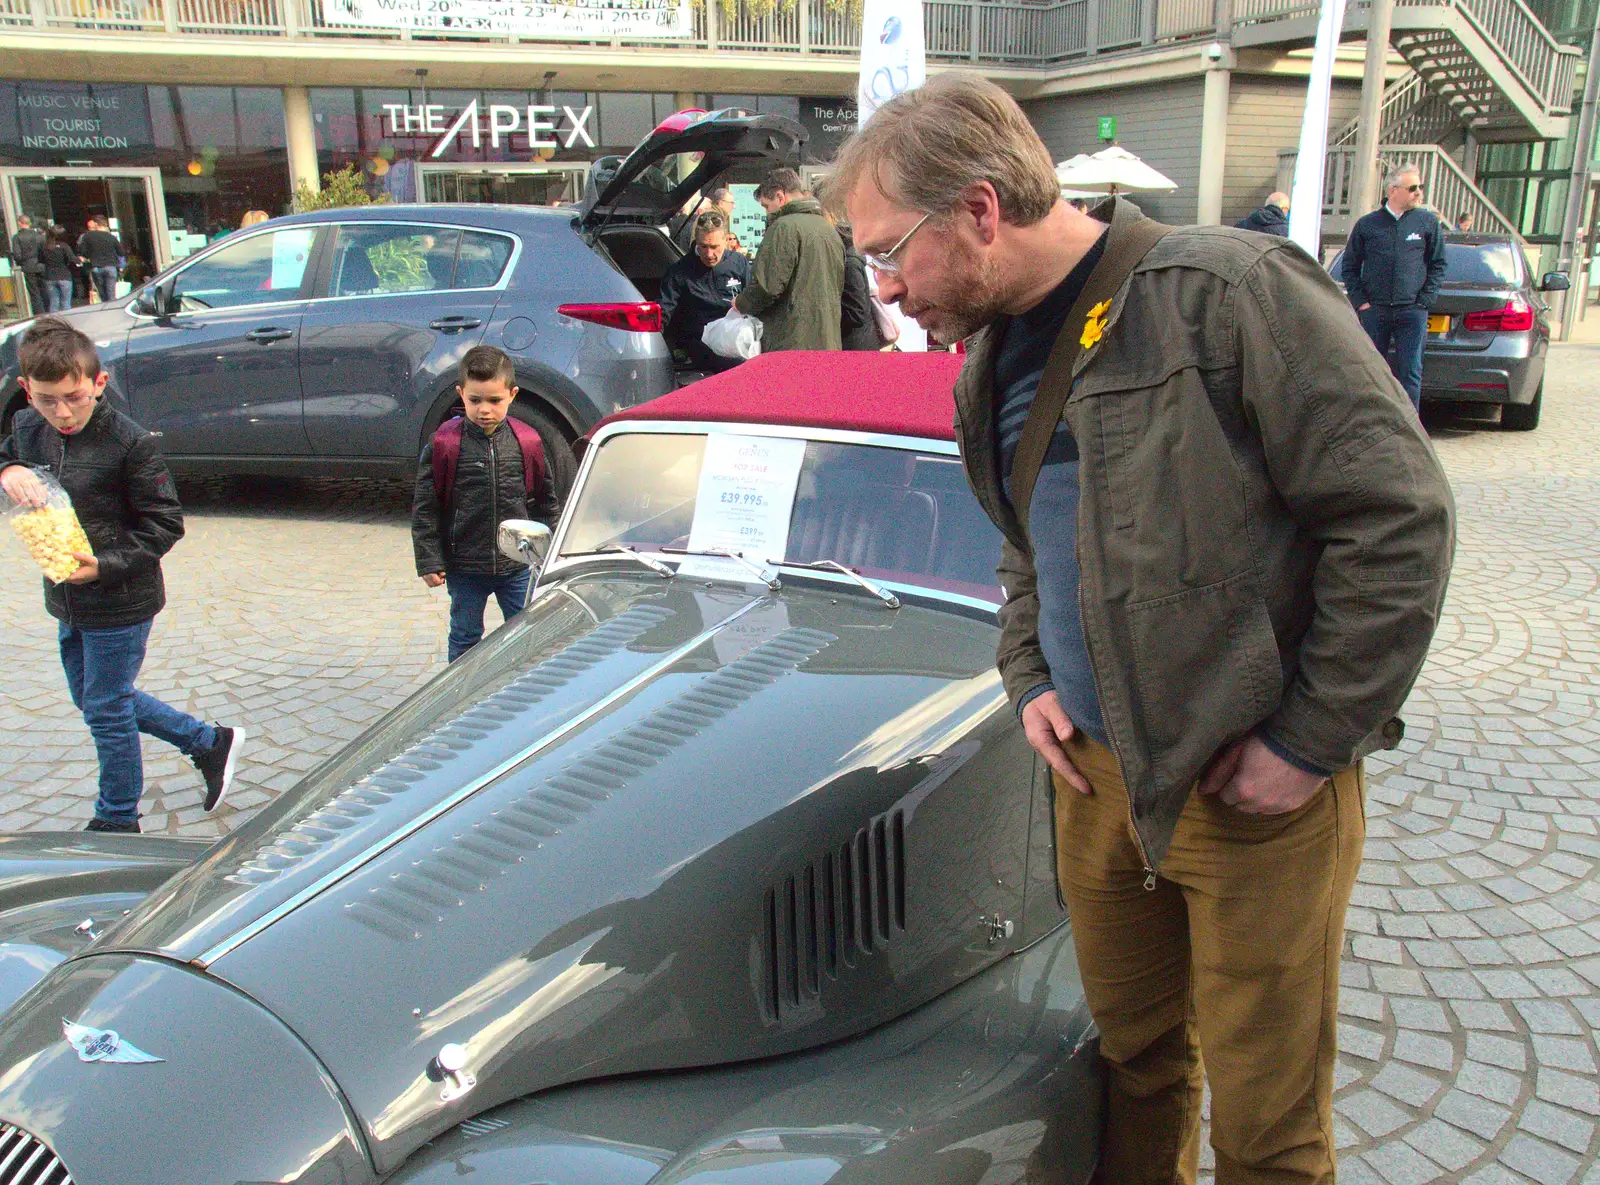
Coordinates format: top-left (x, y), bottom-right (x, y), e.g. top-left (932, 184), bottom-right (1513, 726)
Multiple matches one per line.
top-left (171, 227), bottom-right (314, 310)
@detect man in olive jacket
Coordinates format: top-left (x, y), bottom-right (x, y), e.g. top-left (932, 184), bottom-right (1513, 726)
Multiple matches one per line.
top-left (831, 75), bottom-right (1454, 1184)
top-left (734, 168), bottom-right (844, 352)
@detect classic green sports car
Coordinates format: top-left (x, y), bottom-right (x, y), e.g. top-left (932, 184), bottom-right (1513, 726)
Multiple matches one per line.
top-left (0, 351), bottom-right (1104, 1185)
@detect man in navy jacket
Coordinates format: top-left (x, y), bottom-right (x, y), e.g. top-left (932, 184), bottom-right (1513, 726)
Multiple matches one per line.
top-left (1340, 164), bottom-right (1448, 410)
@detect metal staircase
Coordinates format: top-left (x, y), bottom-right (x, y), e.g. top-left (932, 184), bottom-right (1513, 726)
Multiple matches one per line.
top-left (1233, 0), bottom-right (1581, 142)
top-left (1331, 72), bottom-right (1465, 148)
top-left (1240, 0), bottom-right (1582, 241)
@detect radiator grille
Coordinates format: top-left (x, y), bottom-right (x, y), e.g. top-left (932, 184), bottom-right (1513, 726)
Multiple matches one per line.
top-left (763, 808), bottom-right (907, 1021)
top-left (0, 1124), bottom-right (72, 1185)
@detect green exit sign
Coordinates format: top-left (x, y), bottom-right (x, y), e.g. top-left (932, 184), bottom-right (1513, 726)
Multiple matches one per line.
top-left (1097, 115), bottom-right (1116, 141)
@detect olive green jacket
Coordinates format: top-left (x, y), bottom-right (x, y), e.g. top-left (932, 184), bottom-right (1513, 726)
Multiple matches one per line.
top-left (953, 198), bottom-right (1455, 868)
top-left (736, 197), bottom-right (844, 353)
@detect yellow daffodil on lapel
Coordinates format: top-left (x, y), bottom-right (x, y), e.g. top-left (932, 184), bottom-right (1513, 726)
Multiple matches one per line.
top-left (1080, 299), bottom-right (1113, 350)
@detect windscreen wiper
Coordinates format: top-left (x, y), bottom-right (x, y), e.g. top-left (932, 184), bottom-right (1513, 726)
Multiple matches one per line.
top-left (774, 558), bottom-right (901, 609)
top-left (561, 545), bottom-right (674, 579)
top-left (661, 546), bottom-right (781, 591)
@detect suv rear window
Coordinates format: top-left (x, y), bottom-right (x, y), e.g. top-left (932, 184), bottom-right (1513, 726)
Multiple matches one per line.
top-left (1443, 242), bottom-right (1522, 286)
top-left (454, 230), bottom-right (514, 289)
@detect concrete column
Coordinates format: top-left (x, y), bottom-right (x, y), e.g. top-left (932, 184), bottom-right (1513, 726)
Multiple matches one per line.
top-left (283, 86), bottom-right (320, 200)
top-left (673, 91), bottom-right (698, 113)
top-left (1196, 59), bottom-right (1231, 225)
top-left (1350, 0), bottom-right (1395, 217)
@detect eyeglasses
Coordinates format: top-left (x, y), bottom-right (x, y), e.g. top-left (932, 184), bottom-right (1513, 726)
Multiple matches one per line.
top-left (862, 212), bottom-right (932, 279)
top-left (1400, 183), bottom-right (1424, 193)
top-left (29, 392), bottom-right (95, 412)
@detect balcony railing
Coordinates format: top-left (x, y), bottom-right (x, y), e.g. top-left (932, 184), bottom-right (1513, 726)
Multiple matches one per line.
top-left (0, 0), bottom-right (1223, 62)
top-left (2, 0), bottom-right (1575, 99)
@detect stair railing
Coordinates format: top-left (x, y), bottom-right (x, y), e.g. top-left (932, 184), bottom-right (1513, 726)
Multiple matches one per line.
top-left (1279, 142), bottom-right (1521, 238)
top-left (1235, 0), bottom-right (1579, 118)
top-left (1332, 70), bottom-right (1428, 145)
top-left (1451, 0), bottom-right (1583, 116)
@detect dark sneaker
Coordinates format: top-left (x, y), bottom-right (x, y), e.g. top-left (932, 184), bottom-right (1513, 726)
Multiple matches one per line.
top-left (85, 817), bottom-right (140, 834)
top-left (194, 725), bottom-right (246, 811)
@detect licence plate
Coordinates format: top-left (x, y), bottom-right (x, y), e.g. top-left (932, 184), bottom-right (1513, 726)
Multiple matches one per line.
top-left (1428, 315), bottom-right (1450, 335)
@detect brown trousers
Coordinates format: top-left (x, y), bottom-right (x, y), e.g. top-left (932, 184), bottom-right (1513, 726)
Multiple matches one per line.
top-left (1055, 733), bottom-right (1364, 1185)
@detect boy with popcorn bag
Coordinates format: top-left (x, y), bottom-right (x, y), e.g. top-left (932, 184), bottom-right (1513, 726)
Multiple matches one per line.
top-left (0, 317), bottom-right (244, 832)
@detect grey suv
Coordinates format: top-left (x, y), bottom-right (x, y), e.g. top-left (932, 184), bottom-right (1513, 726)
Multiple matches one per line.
top-left (0, 109), bottom-right (806, 489)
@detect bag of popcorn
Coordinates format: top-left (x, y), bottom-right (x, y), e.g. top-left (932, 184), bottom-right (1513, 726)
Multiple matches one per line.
top-left (7, 469), bottom-right (94, 584)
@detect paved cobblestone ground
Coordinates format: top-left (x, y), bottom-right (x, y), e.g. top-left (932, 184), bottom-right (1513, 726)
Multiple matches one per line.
top-left (0, 473), bottom-right (461, 836)
top-left (1, 348), bottom-right (1598, 1181)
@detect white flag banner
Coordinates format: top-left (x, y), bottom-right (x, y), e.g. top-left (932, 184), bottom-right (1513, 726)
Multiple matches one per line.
top-left (1287, 0), bottom-right (1347, 257)
top-left (858, 0), bottom-right (928, 351)
top-left (322, 0), bottom-right (692, 39)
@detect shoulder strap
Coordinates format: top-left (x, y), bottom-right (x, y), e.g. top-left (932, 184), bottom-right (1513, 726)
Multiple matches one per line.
top-left (431, 418), bottom-right (464, 509)
top-left (505, 417), bottom-right (548, 502)
top-left (1010, 203), bottom-right (1174, 533)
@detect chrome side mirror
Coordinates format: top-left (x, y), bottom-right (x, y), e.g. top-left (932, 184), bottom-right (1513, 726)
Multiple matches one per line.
top-left (498, 520), bottom-right (552, 611)
top-left (497, 519), bottom-right (551, 568)
top-left (1540, 272), bottom-right (1570, 292)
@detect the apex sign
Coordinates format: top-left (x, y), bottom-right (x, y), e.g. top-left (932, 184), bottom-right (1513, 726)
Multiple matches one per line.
top-left (381, 99), bottom-right (596, 158)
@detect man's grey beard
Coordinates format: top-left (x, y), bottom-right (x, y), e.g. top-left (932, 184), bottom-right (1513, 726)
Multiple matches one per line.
top-left (922, 253), bottom-right (1007, 345)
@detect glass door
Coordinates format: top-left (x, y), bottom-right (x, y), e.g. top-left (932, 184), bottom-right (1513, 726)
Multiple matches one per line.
top-left (417, 165), bottom-right (586, 207)
top-left (0, 167), bottom-right (170, 318)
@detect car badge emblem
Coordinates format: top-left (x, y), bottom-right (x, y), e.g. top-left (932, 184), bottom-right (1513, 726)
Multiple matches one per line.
top-left (62, 1019), bottom-right (164, 1064)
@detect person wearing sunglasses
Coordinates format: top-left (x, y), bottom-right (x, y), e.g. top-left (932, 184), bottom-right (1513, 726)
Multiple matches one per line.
top-left (829, 75), bottom-right (1453, 1185)
top-left (1340, 164), bottom-right (1448, 411)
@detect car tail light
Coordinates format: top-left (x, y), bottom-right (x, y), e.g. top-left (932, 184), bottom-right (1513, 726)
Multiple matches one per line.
top-left (1463, 296), bottom-right (1533, 333)
top-left (558, 302), bottom-right (663, 333)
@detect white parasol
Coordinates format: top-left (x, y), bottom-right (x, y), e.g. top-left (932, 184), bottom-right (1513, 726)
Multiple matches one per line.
top-left (1054, 146), bottom-right (1179, 195)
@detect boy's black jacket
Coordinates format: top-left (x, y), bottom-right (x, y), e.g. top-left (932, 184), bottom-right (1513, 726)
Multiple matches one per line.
top-left (412, 417), bottom-right (559, 577)
top-left (0, 402), bottom-right (183, 627)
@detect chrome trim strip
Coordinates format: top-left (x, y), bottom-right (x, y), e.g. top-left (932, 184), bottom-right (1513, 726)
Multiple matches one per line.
top-left (193, 595), bottom-right (766, 968)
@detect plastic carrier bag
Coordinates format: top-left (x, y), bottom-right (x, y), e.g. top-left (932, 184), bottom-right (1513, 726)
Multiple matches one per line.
top-left (7, 469), bottom-right (93, 584)
top-left (702, 308), bottom-right (763, 360)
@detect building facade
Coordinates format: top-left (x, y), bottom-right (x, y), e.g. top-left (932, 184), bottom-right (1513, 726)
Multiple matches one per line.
top-left (0, 0), bottom-right (1591, 316)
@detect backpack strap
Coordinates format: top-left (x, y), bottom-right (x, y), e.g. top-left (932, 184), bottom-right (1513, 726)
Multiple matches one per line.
top-left (504, 417), bottom-right (548, 504)
top-left (1009, 201), bottom-right (1174, 534)
top-left (430, 417), bottom-right (465, 513)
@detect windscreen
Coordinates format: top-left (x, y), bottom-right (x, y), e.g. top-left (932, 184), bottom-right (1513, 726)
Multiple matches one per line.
top-left (562, 432), bottom-right (1005, 602)
top-left (1443, 242), bottom-right (1522, 286)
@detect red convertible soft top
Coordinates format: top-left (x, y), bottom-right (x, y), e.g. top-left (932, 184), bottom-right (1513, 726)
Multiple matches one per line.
top-left (594, 350), bottom-right (964, 443)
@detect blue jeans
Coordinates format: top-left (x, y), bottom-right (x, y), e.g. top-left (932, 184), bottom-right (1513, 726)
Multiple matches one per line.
top-left (59, 621), bottom-right (216, 824)
top-left (445, 569), bottom-right (531, 662)
top-left (45, 280), bottom-right (73, 312)
top-left (91, 266), bottom-right (119, 303)
top-left (1358, 304), bottom-right (1429, 410)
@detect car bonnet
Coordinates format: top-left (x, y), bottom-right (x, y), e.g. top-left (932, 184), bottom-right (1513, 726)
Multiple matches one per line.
top-left (88, 572), bottom-right (1012, 1169)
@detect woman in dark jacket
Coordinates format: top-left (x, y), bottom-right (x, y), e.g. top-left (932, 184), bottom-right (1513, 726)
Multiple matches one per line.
top-left (837, 225), bottom-right (885, 352)
top-left (41, 227), bottom-right (78, 313)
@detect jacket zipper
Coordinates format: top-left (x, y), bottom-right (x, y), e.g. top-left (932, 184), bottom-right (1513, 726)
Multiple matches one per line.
top-left (1066, 373), bottom-right (1157, 892)
top-left (487, 429), bottom-right (499, 573)
top-left (56, 429), bottom-right (73, 623)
